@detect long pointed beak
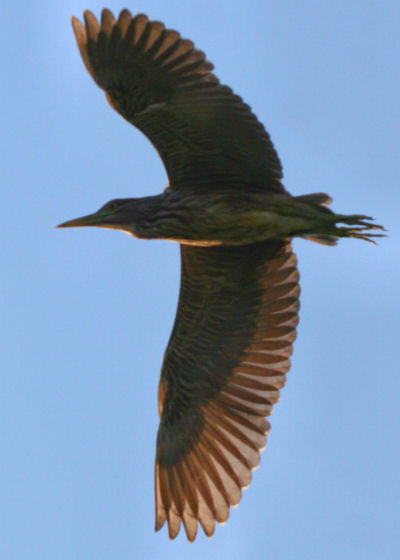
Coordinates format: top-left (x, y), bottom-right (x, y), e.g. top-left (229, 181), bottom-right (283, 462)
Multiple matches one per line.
top-left (57, 211), bottom-right (105, 229)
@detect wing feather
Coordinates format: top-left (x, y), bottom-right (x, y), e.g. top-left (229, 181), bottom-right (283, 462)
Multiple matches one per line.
top-left (155, 241), bottom-right (299, 539)
top-left (71, 9), bottom-right (285, 192)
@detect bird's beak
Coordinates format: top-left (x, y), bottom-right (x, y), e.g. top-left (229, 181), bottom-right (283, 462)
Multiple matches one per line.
top-left (57, 210), bottom-right (107, 229)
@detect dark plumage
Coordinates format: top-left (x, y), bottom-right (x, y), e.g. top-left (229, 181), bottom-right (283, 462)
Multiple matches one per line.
top-left (58, 8), bottom-right (383, 541)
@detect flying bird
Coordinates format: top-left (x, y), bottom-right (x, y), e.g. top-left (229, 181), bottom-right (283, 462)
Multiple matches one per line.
top-left (59, 8), bottom-right (383, 541)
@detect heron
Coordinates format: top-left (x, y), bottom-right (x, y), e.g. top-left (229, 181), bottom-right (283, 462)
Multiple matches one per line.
top-left (58, 9), bottom-right (383, 541)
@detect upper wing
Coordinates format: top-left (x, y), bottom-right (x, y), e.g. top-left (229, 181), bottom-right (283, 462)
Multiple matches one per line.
top-left (156, 241), bottom-right (299, 540)
top-left (72, 9), bottom-right (286, 193)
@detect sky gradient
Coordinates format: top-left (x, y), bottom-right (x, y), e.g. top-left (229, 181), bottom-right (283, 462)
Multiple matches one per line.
top-left (1, 1), bottom-right (399, 559)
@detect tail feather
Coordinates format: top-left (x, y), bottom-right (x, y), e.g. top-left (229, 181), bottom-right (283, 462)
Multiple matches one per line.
top-left (294, 193), bottom-right (333, 208)
top-left (301, 234), bottom-right (338, 246)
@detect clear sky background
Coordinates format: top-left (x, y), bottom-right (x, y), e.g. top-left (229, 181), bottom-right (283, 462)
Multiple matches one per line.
top-left (1, 1), bottom-right (399, 559)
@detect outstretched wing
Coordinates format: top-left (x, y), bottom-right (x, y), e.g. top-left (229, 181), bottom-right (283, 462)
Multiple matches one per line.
top-left (72, 9), bottom-right (285, 192)
top-left (156, 241), bottom-right (299, 540)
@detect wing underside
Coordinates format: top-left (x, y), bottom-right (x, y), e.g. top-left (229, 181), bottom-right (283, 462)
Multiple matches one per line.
top-left (156, 241), bottom-right (300, 540)
top-left (71, 9), bottom-right (285, 192)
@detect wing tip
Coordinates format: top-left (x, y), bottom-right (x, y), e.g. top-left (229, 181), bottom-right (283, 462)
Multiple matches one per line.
top-left (155, 516), bottom-right (166, 532)
top-left (71, 14), bottom-right (97, 79)
top-left (70, 14), bottom-right (85, 38)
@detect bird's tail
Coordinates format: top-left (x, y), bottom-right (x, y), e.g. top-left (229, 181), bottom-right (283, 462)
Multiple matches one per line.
top-left (292, 192), bottom-right (385, 245)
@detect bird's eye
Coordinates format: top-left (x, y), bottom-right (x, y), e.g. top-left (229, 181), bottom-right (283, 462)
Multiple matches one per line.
top-left (106, 202), bottom-right (117, 211)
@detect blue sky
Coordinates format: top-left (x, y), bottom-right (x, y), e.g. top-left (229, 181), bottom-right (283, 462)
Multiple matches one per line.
top-left (1, 1), bottom-right (399, 558)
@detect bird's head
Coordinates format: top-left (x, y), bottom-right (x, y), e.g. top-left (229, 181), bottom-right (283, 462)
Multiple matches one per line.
top-left (57, 197), bottom-right (159, 237)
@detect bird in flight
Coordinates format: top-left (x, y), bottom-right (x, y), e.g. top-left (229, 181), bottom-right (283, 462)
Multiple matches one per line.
top-left (58, 8), bottom-right (383, 541)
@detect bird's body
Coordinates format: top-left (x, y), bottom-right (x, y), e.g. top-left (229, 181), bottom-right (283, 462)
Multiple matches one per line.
top-left (59, 8), bottom-right (383, 541)
top-left (63, 189), bottom-right (378, 247)
top-left (139, 190), bottom-right (317, 246)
